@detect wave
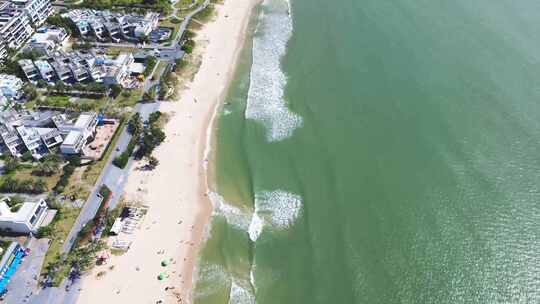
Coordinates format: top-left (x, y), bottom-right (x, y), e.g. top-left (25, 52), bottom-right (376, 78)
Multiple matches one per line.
top-left (229, 280), bottom-right (256, 304)
top-left (209, 191), bottom-right (251, 231)
top-left (245, 0), bottom-right (303, 142)
top-left (250, 190), bottom-right (303, 241)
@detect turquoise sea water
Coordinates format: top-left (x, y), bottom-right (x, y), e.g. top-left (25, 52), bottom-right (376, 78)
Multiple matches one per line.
top-left (195, 0), bottom-right (540, 303)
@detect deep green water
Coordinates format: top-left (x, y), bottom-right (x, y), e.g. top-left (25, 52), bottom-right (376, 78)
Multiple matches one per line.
top-left (194, 0), bottom-right (540, 303)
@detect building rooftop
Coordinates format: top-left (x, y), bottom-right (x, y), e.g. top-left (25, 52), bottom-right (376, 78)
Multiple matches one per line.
top-left (0, 198), bottom-right (40, 224)
top-left (62, 130), bottom-right (82, 146)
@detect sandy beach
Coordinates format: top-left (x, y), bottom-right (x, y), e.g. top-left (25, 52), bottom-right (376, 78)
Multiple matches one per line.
top-left (76, 1), bottom-right (256, 303)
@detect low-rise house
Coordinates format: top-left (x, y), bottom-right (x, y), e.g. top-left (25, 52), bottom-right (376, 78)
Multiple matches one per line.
top-left (0, 197), bottom-right (49, 234)
top-left (18, 59), bottom-right (39, 82)
top-left (103, 52), bottom-right (134, 87)
top-left (59, 111), bottom-right (98, 155)
top-left (34, 59), bottom-right (55, 82)
top-left (59, 129), bottom-right (84, 154)
top-left (0, 110), bottom-right (99, 158)
top-left (26, 26), bottom-right (68, 54)
top-left (0, 74), bottom-right (22, 100)
top-left (16, 125), bottom-right (48, 158)
top-left (62, 9), bottom-right (159, 42)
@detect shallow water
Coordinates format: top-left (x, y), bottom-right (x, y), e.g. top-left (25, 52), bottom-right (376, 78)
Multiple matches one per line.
top-left (195, 0), bottom-right (540, 303)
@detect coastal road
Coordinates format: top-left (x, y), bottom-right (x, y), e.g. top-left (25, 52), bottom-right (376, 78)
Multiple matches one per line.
top-left (61, 102), bottom-right (159, 254)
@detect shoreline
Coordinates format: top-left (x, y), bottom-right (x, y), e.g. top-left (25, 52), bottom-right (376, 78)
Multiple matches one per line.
top-left (76, 0), bottom-right (259, 303)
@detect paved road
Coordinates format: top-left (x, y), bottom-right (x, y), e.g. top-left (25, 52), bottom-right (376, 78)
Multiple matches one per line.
top-left (3, 239), bottom-right (49, 303)
top-left (61, 102), bottom-right (159, 255)
top-left (91, 0), bottom-right (208, 62)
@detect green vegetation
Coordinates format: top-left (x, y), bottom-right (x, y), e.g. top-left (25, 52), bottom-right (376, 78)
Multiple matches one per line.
top-left (142, 85), bottom-right (157, 102)
top-left (0, 177), bottom-right (47, 194)
top-left (181, 39), bottom-right (195, 54)
top-left (105, 46), bottom-right (139, 56)
top-left (82, 0), bottom-right (172, 14)
top-left (113, 88), bottom-right (143, 108)
top-left (134, 111), bottom-right (166, 159)
top-left (143, 56), bottom-right (158, 77)
top-left (113, 114), bottom-right (141, 169)
top-left (33, 154), bottom-right (63, 177)
top-left (46, 14), bottom-right (79, 37)
top-left (53, 156), bottom-right (81, 193)
top-left (4, 195), bottom-right (25, 212)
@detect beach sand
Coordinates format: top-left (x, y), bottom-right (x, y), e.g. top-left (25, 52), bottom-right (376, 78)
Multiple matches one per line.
top-left (76, 1), bottom-right (257, 303)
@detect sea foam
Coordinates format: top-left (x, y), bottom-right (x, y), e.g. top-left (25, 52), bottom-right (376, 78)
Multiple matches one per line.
top-left (249, 190), bottom-right (303, 242)
top-left (229, 280), bottom-right (256, 304)
top-left (209, 191), bottom-right (251, 231)
top-left (245, 0), bottom-right (302, 142)
top-left (209, 189), bottom-right (302, 242)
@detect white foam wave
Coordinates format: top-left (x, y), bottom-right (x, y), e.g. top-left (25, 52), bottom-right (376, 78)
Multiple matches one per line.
top-left (229, 280), bottom-right (256, 304)
top-left (245, 0), bottom-right (302, 142)
top-left (248, 212), bottom-right (264, 242)
top-left (194, 263), bottom-right (231, 298)
top-left (209, 192), bottom-right (251, 231)
top-left (255, 190), bottom-right (302, 229)
top-left (209, 190), bottom-right (302, 242)
top-left (249, 190), bottom-right (302, 242)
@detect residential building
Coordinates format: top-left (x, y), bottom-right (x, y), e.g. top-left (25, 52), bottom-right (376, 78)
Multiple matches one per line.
top-left (16, 125), bottom-right (46, 157)
top-left (11, 0), bottom-right (52, 27)
top-left (0, 197), bottom-right (48, 234)
top-left (0, 74), bottom-right (22, 100)
top-left (34, 59), bottom-right (55, 82)
top-left (0, 110), bottom-right (99, 158)
top-left (59, 129), bottom-right (84, 154)
top-left (62, 9), bottom-right (159, 42)
top-left (26, 26), bottom-right (68, 54)
top-left (103, 52), bottom-right (134, 87)
top-left (18, 58), bottom-right (39, 81)
top-left (58, 111), bottom-right (98, 155)
top-left (0, 1), bottom-right (33, 52)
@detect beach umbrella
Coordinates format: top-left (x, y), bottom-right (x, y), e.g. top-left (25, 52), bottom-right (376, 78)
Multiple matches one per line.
top-left (158, 272), bottom-right (166, 280)
top-left (161, 260), bottom-right (169, 267)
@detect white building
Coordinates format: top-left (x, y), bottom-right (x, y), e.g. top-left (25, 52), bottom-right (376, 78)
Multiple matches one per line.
top-left (11, 0), bottom-right (52, 27)
top-left (0, 74), bottom-right (22, 100)
top-left (26, 26), bottom-right (68, 54)
top-left (0, 1), bottom-right (33, 53)
top-left (0, 197), bottom-right (48, 234)
top-left (103, 52), bottom-right (134, 87)
top-left (59, 112), bottom-right (98, 155)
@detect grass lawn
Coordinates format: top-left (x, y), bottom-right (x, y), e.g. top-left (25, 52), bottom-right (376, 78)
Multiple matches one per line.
top-left (40, 206), bottom-right (81, 285)
top-left (113, 88), bottom-right (143, 108)
top-left (0, 165), bottom-right (61, 192)
top-left (38, 95), bottom-right (108, 112)
top-left (106, 46), bottom-right (139, 56)
top-left (152, 61), bottom-right (168, 81)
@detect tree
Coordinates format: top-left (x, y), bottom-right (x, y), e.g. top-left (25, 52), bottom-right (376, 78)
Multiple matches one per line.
top-left (22, 83), bottom-right (38, 101)
top-left (128, 113), bottom-right (142, 135)
top-left (146, 155), bottom-right (159, 169)
top-left (36, 79), bottom-right (47, 88)
top-left (4, 155), bottom-right (18, 172)
top-left (148, 111), bottom-right (162, 125)
top-left (21, 151), bottom-right (33, 162)
top-left (110, 84), bottom-right (122, 98)
top-left (54, 81), bottom-right (67, 94)
top-left (34, 156), bottom-right (61, 176)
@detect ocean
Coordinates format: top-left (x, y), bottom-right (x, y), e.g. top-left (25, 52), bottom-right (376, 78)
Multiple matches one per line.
top-left (195, 0), bottom-right (540, 303)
